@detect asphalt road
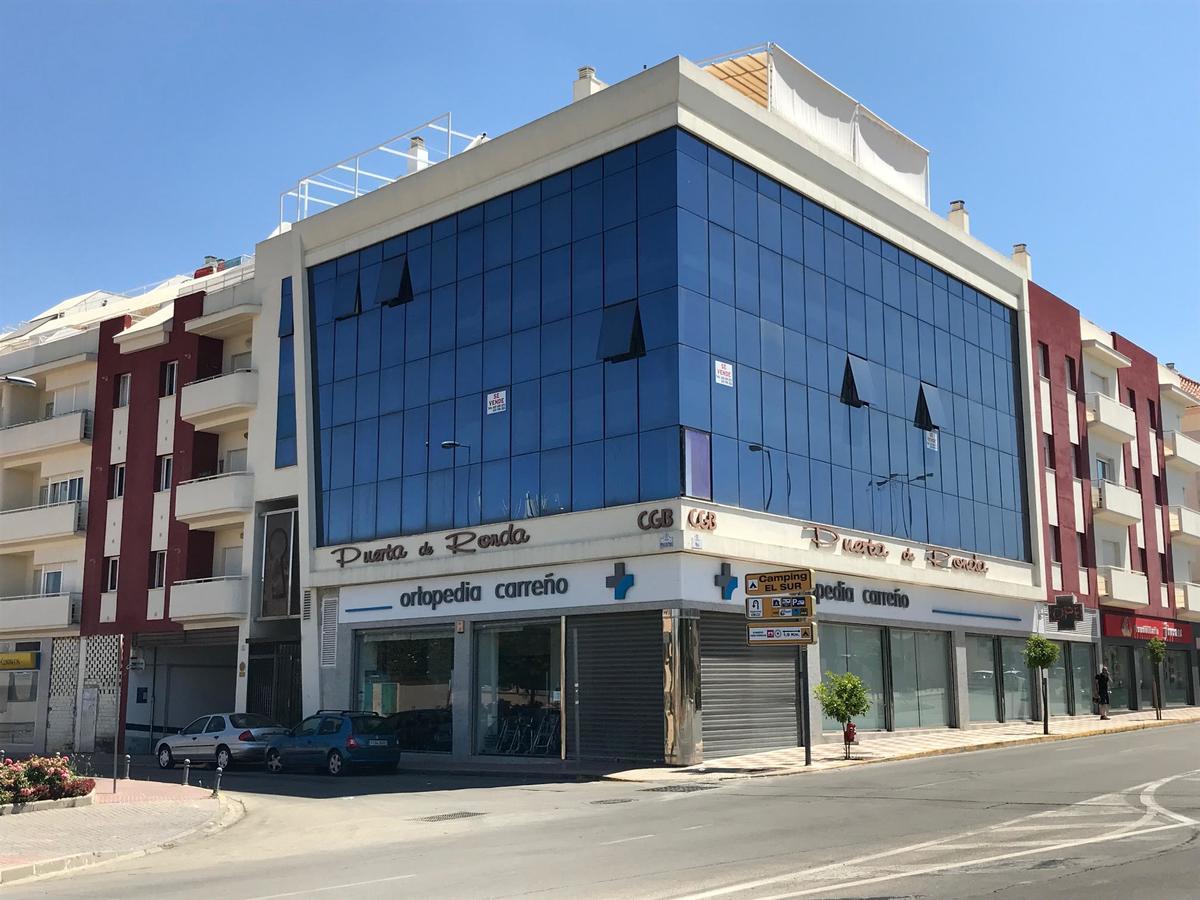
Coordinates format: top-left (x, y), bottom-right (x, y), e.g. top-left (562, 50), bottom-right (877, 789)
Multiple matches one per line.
top-left (10, 724), bottom-right (1200, 899)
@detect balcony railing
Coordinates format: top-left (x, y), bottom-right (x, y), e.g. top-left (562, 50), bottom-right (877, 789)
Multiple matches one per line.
top-left (1096, 566), bottom-right (1149, 609)
top-left (1164, 431), bottom-right (1200, 473)
top-left (0, 500), bottom-right (87, 547)
top-left (174, 472), bottom-right (253, 528)
top-left (1084, 392), bottom-right (1137, 443)
top-left (0, 592), bottom-right (81, 632)
top-left (0, 409), bottom-right (92, 459)
top-left (1168, 505), bottom-right (1200, 547)
top-left (1176, 582), bottom-right (1200, 622)
top-left (179, 369), bottom-right (257, 431)
top-left (1090, 480), bottom-right (1142, 526)
top-left (170, 575), bottom-right (248, 622)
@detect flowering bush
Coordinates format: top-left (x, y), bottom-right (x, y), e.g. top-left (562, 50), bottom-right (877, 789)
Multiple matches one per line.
top-left (0, 754), bottom-right (95, 805)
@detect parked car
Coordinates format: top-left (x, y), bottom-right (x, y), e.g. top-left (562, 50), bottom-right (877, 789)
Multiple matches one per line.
top-left (265, 710), bottom-right (401, 776)
top-left (156, 713), bottom-right (289, 770)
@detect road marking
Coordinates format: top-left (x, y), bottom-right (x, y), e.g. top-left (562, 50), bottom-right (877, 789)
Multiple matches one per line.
top-left (672, 767), bottom-right (1200, 900)
top-left (601, 833), bottom-right (656, 845)
top-left (901, 777), bottom-right (966, 789)
top-left (684, 824), bottom-right (711, 831)
top-left (748, 823), bottom-right (1193, 899)
top-left (242, 873), bottom-right (416, 900)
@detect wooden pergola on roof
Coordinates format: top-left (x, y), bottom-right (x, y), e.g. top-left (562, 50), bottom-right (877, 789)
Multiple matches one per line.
top-left (702, 50), bottom-right (769, 108)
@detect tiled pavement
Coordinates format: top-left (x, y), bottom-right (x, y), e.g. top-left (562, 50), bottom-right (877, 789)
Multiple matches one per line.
top-left (609, 707), bottom-right (1200, 782)
top-left (0, 780), bottom-right (227, 884)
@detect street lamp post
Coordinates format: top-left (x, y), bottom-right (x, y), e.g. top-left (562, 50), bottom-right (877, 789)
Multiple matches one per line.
top-left (748, 444), bottom-right (773, 511)
top-left (440, 440), bottom-right (475, 525)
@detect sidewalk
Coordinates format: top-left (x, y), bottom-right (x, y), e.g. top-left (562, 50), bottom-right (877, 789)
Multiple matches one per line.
top-left (0, 779), bottom-right (238, 885)
top-left (608, 707), bottom-right (1200, 782)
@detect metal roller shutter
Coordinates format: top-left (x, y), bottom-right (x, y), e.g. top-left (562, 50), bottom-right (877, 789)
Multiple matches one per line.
top-left (567, 612), bottom-right (663, 763)
top-left (700, 612), bottom-right (798, 758)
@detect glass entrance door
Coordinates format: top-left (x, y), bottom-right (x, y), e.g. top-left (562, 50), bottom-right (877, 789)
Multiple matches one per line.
top-left (1105, 645), bottom-right (1133, 711)
top-left (1047, 641), bottom-right (1070, 716)
top-left (475, 622), bottom-right (561, 756)
top-left (965, 634), bottom-right (1000, 723)
top-left (889, 629), bottom-right (950, 728)
top-left (1069, 643), bottom-right (1096, 716)
top-left (818, 624), bottom-right (886, 731)
top-left (1164, 650), bottom-right (1191, 706)
top-left (999, 637), bottom-right (1032, 721)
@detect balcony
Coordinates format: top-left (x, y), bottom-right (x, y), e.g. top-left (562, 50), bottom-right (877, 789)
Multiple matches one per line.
top-left (1163, 430), bottom-right (1200, 474)
top-left (1168, 505), bottom-right (1200, 548)
top-left (0, 592), bottom-right (80, 633)
top-left (174, 472), bottom-right (253, 529)
top-left (170, 576), bottom-right (248, 623)
top-left (1084, 392), bottom-right (1137, 444)
top-left (1090, 480), bottom-right (1142, 526)
top-left (1096, 566), bottom-right (1150, 609)
top-left (0, 501), bottom-right (86, 550)
top-left (0, 410), bottom-right (92, 462)
top-left (179, 370), bottom-right (258, 431)
top-left (1176, 583), bottom-right (1200, 622)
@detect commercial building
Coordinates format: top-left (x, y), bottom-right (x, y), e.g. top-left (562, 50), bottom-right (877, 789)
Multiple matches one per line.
top-left (246, 44), bottom-right (1071, 765)
top-left (1029, 284), bottom-right (1200, 714)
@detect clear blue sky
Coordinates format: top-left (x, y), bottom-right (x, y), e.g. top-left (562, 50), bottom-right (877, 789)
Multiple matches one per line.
top-left (2, 1), bottom-right (1197, 372)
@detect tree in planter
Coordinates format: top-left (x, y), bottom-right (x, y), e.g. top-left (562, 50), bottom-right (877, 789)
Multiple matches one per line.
top-left (1022, 635), bottom-right (1060, 735)
top-left (814, 671), bottom-right (871, 760)
top-left (1146, 638), bottom-right (1167, 721)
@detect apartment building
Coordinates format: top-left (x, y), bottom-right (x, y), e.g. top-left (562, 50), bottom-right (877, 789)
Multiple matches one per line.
top-left (1029, 282), bottom-right (1199, 713)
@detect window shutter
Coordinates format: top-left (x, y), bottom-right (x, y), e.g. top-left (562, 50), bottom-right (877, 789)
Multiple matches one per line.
top-left (319, 595), bottom-right (338, 667)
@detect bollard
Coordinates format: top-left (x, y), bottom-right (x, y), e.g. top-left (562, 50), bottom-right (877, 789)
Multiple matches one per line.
top-left (210, 765), bottom-right (223, 798)
top-left (124, 754), bottom-right (131, 780)
top-left (183, 758), bottom-right (191, 786)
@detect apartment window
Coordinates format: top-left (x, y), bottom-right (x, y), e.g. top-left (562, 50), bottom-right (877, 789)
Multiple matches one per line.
top-left (1148, 399), bottom-right (1158, 432)
top-left (1048, 525), bottom-right (1062, 563)
top-left (1065, 357), bottom-right (1077, 392)
top-left (44, 476), bottom-right (83, 505)
top-left (1101, 540), bottom-right (1122, 568)
top-left (155, 455), bottom-right (173, 492)
top-left (110, 464), bottom-right (126, 499)
top-left (160, 361), bottom-right (178, 397)
top-left (231, 351), bottom-right (253, 372)
top-left (1136, 547), bottom-right (1147, 574)
top-left (50, 384), bottom-right (86, 416)
top-left (1076, 532), bottom-right (1090, 567)
top-left (1153, 474), bottom-right (1163, 505)
top-left (1131, 466), bottom-right (1142, 492)
top-left (223, 448), bottom-right (247, 474)
top-left (1070, 443), bottom-right (1085, 478)
top-left (1042, 433), bottom-right (1056, 470)
top-left (115, 373), bottom-right (131, 408)
top-left (1094, 455), bottom-right (1114, 484)
top-left (36, 569), bottom-right (63, 595)
top-left (1037, 342), bottom-right (1050, 378)
top-left (103, 557), bottom-right (119, 592)
top-left (1091, 372), bottom-right (1110, 397)
top-left (149, 550), bottom-right (167, 589)
top-left (1160, 553), bottom-right (1169, 582)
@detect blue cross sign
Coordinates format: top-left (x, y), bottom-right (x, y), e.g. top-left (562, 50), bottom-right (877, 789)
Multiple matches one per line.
top-left (606, 562), bottom-right (635, 599)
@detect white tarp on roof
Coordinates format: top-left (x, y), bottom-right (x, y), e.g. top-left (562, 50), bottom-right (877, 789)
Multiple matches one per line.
top-left (766, 46), bottom-right (930, 207)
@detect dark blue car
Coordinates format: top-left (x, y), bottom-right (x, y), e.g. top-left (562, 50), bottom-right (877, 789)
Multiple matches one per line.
top-left (265, 711), bottom-right (400, 776)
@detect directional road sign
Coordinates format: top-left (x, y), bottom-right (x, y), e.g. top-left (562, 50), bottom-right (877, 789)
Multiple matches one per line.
top-left (746, 624), bottom-right (816, 646)
top-left (744, 568), bottom-right (814, 597)
top-left (745, 595), bottom-right (814, 620)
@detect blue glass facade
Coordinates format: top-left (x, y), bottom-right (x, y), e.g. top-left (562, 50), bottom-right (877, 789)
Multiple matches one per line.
top-left (275, 276), bottom-right (298, 468)
top-left (308, 128), bottom-right (1029, 561)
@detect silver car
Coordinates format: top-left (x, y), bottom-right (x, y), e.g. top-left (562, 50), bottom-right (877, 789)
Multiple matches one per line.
top-left (156, 712), bottom-right (289, 770)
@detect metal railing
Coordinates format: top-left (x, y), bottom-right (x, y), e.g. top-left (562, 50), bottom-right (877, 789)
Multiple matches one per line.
top-left (184, 368), bottom-right (257, 387)
top-left (0, 408), bottom-right (92, 434)
top-left (0, 591), bottom-right (82, 624)
top-left (172, 575), bottom-right (247, 588)
top-left (180, 258), bottom-right (256, 299)
top-left (177, 470), bottom-right (252, 487)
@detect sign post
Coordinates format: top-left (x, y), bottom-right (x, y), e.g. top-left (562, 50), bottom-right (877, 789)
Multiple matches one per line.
top-left (800, 647), bottom-right (811, 767)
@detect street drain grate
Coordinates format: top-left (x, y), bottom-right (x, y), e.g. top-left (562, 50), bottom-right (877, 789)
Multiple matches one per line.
top-left (414, 811), bottom-right (487, 822)
top-left (591, 798), bottom-right (636, 805)
top-left (640, 784), bottom-right (720, 793)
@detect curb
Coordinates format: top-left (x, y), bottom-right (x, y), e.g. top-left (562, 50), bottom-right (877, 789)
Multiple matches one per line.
top-left (0, 793), bottom-right (95, 816)
top-left (0, 792), bottom-right (245, 886)
top-left (604, 716), bottom-right (1200, 783)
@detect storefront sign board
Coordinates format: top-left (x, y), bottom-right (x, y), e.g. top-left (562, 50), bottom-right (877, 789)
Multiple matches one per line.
top-left (744, 569), bottom-right (814, 596)
top-left (1101, 614), bottom-right (1192, 644)
top-left (0, 652), bottom-right (39, 671)
top-left (747, 624), bottom-right (815, 646)
top-left (745, 595), bottom-right (814, 620)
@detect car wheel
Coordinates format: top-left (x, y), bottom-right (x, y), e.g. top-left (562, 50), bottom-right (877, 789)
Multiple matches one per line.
top-left (266, 749), bottom-right (283, 774)
top-left (157, 745), bottom-right (174, 769)
top-left (326, 750), bottom-right (345, 776)
top-left (215, 746), bottom-right (232, 770)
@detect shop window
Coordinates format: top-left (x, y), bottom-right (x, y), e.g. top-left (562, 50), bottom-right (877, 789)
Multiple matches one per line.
top-left (475, 623), bottom-right (561, 756)
top-left (999, 637), bottom-right (1032, 721)
top-left (965, 634), bottom-right (1000, 723)
top-left (839, 355), bottom-right (881, 408)
top-left (818, 624), bottom-right (886, 731)
top-left (359, 630), bottom-right (454, 752)
top-left (596, 299), bottom-right (644, 363)
top-left (889, 629), bottom-right (950, 728)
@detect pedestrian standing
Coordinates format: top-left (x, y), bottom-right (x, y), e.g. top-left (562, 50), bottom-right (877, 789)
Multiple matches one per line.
top-left (1095, 665), bottom-right (1111, 720)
